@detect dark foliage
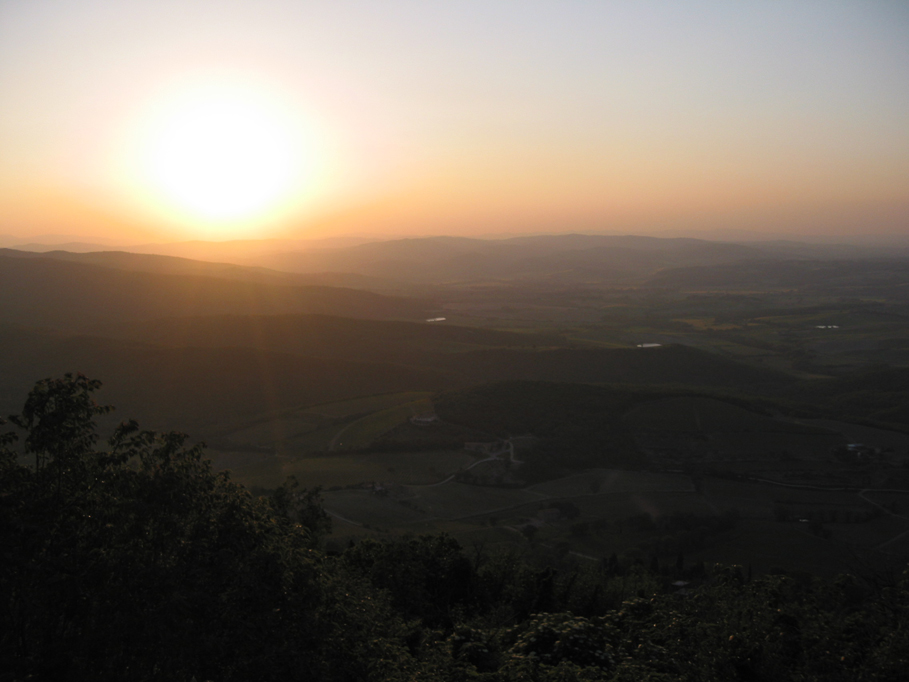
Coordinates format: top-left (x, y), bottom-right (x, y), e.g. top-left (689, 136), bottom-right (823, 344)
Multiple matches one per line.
top-left (2, 374), bottom-right (909, 681)
top-left (0, 374), bottom-right (408, 681)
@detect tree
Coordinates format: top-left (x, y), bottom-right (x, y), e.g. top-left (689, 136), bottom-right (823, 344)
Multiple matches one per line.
top-left (0, 374), bottom-right (406, 681)
top-left (341, 533), bottom-right (476, 628)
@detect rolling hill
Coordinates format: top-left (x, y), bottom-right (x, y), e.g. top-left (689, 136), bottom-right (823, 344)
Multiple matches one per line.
top-left (0, 251), bottom-right (430, 332)
top-left (0, 247), bottom-right (408, 292)
top-left (437, 344), bottom-right (797, 389)
top-left (241, 234), bottom-right (771, 284)
top-left (0, 325), bottom-right (456, 437)
top-left (113, 314), bottom-right (797, 391)
top-left (115, 313), bottom-right (564, 365)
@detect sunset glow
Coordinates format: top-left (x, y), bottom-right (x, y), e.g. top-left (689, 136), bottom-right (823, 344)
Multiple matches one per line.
top-left (143, 89), bottom-right (300, 221)
top-left (114, 78), bottom-right (321, 237)
top-left (0, 1), bottom-right (907, 242)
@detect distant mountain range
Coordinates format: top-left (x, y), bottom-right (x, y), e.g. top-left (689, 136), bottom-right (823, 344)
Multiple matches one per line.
top-left (0, 250), bottom-right (431, 332)
top-left (3, 233), bottom-right (907, 442)
top-left (239, 234), bottom-right (768, 283)
top-left (6, 233), bottom-right (909, 288)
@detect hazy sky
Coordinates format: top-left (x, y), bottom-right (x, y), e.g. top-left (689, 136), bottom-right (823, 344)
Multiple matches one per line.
top-left (1, 0), bottom-right (907, 243)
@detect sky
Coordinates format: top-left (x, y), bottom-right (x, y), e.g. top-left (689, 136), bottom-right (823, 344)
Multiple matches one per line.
top-left (1, 0), bottom-right (908, 244)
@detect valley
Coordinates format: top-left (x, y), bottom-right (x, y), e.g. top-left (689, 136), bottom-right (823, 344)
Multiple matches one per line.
top-left (4, 234), bottom-right (909, 580)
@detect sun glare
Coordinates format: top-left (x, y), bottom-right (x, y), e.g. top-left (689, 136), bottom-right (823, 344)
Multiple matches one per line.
top-left (133, 80), bottom-right (313, 231)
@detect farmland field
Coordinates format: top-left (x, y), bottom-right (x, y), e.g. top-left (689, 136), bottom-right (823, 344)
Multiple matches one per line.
top-left (527, 470), bottom-right (693, 497)
top-left (568, 490), bottom-right (710, 521)
top-left (304, 391), bottom-right (433, 418)
top-left (624, 396), bottom-right (824, 434)
top-left (330, 399), bottom-right (432, 451)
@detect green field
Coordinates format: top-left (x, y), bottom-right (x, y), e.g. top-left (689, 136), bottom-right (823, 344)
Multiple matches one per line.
top-left (304, 391), bottom-right (433, 418)
top-left (624, 396), bottom-right (818, 434)
top-left (569, 490), bottom-right (709, 521)
top-left (312, 457), bottom-right (909, 578)
top-left (331, 398), bottom-right (433, 451)
top-left (206, 378), bottom-right (909, 579)
top-left (527, 469), bottom-right (693, 497)
top-left (209, 391), bottom-right (436, 456)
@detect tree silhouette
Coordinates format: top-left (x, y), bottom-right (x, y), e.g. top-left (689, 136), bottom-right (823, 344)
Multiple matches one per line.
top-left (0, 374), bottom-right (402, 681)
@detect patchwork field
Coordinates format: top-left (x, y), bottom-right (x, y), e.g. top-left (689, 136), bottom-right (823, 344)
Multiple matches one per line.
top-left (625, 396), bottom-right (817, 434)
top-left (197, 372), bottom-right (909, 579)
top-left (330, 398), bottom-right (432, 451)
top-left (527, 469), bottom-right (693, 497)
top-left (210, 391), bottom-right (435, 455)
top-left (318, 457), bottom-right (909, 578)
top-left (304, 391), bottom-right (433, 418)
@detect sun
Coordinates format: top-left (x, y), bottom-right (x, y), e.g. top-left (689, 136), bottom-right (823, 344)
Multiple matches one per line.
top-left (137, 81), bottom-right (309, 227)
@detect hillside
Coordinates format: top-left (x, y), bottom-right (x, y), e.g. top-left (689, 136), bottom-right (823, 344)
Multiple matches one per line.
top-left (785, 367), bottom-right (909, 430)
top-left (116, 313), bottom-right (564, 365)
top-left (0, 247), bottom-right (408, 293)
top-left (434, 381), bottom-right (647, 472)
top-left (0, 252), bottom-right (429, 332)
top-left (432, 380), bottom-right (811, 475)
top-left (113, 316), bottom-right (796, 390)
top-left (438, 344), bottom-right (797, 388)
top-left (243, 234), bottom-right (770, 284)
top-left (0, 325), bottom-right (455, 436)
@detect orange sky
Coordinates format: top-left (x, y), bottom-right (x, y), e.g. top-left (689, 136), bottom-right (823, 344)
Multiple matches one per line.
top-left (1, 1), bottom-right (907, 244)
